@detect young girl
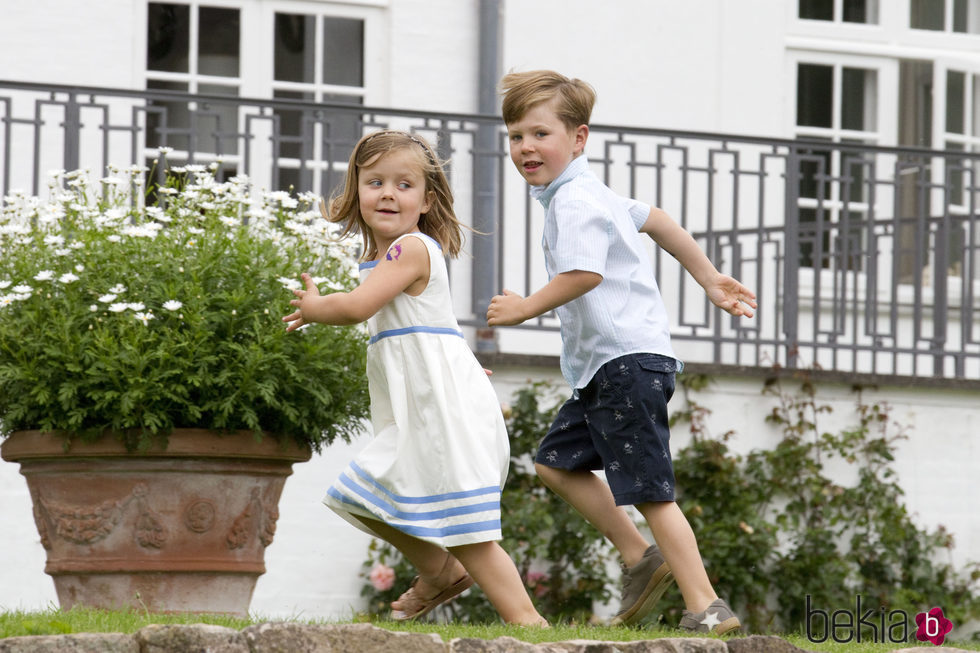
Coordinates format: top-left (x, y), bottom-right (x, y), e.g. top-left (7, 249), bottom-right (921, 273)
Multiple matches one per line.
top-left (282, 130), bottom-right (546, 626)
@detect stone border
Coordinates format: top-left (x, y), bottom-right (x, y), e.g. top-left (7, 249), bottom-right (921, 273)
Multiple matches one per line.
top-left (1, 622), bottom-right (973, 652)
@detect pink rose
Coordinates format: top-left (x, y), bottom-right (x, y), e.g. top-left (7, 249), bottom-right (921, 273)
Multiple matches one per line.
top-left (369, 563), bottom-right (396, 592)
top-left (525, 570), bottom-right (549, 598)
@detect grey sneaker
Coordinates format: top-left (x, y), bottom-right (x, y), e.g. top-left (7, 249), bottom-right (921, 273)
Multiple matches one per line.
top-left (679, 598), bottom-right (741, 635)
top-left (609, 544), bottom-right (675, 626)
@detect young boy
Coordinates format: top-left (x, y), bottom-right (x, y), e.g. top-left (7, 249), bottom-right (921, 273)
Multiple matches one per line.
top-left (487, 70), bottom-right (756, 634)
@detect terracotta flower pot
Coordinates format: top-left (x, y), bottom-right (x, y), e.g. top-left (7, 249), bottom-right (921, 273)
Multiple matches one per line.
top-left (1, 429), bottom-right (311, 616)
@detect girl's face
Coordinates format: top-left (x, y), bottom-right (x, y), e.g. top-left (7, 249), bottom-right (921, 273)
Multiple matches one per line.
top-left (357, 148), bottom-right (432, 252)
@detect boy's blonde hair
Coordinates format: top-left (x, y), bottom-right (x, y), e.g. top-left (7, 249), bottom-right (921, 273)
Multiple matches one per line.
top-left (324, 130), bottom-right (462, 261)
top-left (499, 70), bottom-right (596, 129)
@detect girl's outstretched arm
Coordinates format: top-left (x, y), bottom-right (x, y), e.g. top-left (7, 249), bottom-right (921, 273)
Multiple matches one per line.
top-left (282, 235), bottom-right (430, 331)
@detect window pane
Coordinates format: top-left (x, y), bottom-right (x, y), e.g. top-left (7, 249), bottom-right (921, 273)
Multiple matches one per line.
top-left (947, 71), bottom-right (966, 134)
top-left (198, 7), bottom-right (240, 77)
top-left (843, 0), bottom-right (869, 22)
top-left (275, 13), bottom-right (315, 83)
top-left (973, 75), bottom-right (980, 137)
top-left (953, 0), bottom-right (967, 31)
top-left (323, 17), bottom-right (364, 86)
top-left (910, 0), bottom-right (944, 29)
top-left (146, 79), bottom-right (190, 151)
top-left (147, 3), bottom-right (189, 72)
top-left (273, 89), bottom-right (315, 159)
top-left (800, 0), bottom-right (833, 20)
top-left (798, 64), bottom-right (833, 128)
top-left (197, 83), bottom-right (240, 156)
top-left (842, 68), bottom-right (875, 131)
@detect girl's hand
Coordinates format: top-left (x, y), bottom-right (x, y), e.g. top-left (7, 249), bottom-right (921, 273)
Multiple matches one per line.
top-left (282, 273), bottom-right (321, 332)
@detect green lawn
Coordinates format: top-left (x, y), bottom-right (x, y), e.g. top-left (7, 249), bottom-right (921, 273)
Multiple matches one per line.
top-left (0, 607), bottom-right (977, 652)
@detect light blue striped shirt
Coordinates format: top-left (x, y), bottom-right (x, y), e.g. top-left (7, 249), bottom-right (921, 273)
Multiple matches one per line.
top-left (531, 155), bottom-right (682, 390)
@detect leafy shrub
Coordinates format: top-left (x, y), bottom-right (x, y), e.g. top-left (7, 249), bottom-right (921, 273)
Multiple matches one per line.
top-left (667, 370), bottom-right (980, 634)
top-left (0, 163), bottom-right (369, 451)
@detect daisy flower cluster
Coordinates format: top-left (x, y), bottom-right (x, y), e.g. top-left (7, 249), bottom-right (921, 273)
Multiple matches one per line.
top-left (0, 162), bottom-right (369, 449)
top-left (0, 164), bottom-right (358, 324)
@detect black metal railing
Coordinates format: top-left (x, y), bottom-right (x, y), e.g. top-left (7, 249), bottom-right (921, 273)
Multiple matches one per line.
top-left (2, 80), bottom-right (978, 380)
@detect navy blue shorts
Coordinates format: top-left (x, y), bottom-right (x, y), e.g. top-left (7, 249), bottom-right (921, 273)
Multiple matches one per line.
top-left (535, 353), bottom-right (678, 505)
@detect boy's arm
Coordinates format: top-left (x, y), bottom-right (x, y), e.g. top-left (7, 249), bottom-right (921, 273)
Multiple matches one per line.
top-left (486, 270), bottom-right (602, 326)
top-left (640, 207), bottom-right (757, 318)
top-left (282, 237), bottom-right (429, 331)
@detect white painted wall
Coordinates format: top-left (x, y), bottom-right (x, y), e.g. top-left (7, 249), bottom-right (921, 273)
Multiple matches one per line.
top-left (0, 0), bottom-right (143, 88)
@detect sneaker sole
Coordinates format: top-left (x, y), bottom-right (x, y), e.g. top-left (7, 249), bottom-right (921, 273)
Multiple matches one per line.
top-left (714, 617), bottom-right (741, 636)
top-left (609, 563), bottom-right (674, 626)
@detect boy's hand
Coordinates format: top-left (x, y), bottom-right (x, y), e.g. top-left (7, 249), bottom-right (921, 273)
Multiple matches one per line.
top-left (282, 273), bottom-right (321, 332)
top-left (706, 274), bottom-right (757, 318)
top-left (487, 289), bottom-right (527, 326)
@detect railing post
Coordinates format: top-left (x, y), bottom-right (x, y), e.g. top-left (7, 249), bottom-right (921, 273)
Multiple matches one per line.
top-left (932, 173), bottom-right (950, 376)
top-left (783, 146), bottom-right (801, 369)
top-left (62, 91), bottom-right (80, 173)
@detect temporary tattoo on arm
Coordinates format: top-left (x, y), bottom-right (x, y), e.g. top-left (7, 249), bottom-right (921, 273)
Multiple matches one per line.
top-left (385, 244), bottom-right (403, 261)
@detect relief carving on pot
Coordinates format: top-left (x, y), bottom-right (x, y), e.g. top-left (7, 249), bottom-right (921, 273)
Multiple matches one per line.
top-left (183, 499), bottom-right (216, 533)
top-left (34, 482), bottom-right (167, 549)
top-left (226, 486), bottom-right (279, 550)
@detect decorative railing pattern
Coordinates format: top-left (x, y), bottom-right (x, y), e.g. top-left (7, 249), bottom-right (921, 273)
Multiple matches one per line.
top-left (2, 80), bottom-right (977, 379)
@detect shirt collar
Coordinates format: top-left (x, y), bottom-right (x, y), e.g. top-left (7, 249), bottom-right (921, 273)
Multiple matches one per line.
top-left (529, 155), bottom-right (589, 208)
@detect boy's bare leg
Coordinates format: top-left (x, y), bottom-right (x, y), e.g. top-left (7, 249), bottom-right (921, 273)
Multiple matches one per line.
top-left (636, 501), bottom-right (717, 613)
top-left (449, 541), bottom-right (547, 626)
top-left (352, 516), bottom-right (466, 605)
top-left (534, 464), bottom-right (651, 566)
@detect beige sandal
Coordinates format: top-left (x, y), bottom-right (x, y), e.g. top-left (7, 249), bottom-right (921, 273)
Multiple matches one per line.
top-left (390, 554), bottom-right (473, 621)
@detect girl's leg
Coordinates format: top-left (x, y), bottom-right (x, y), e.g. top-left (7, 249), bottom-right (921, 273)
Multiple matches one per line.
top-left (448, 541), bottom-right (547, 626)
top-left (635, 501), bottom-right (717, 613)
top-left (535, 464), bottom-right (651, 566)
top-left (352, 516), bottom-right (467, 609)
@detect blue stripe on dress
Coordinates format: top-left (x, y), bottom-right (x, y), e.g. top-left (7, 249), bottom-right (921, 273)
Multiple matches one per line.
top-left (337, 473), bottom-right (499, 520)
top-left (368, 325), bottom-right (464, 345)
top-left (326, 487), bottom-right (502, 538)
top-left (350, 461), bottom-right (500, 503)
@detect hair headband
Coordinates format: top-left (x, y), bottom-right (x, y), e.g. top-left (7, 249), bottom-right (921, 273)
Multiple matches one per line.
top-left (362, 130), bottom-right (438, 167)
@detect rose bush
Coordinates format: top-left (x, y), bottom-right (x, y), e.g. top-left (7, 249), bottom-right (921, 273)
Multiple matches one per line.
top-left (0, 161), bottom-right (368, 451)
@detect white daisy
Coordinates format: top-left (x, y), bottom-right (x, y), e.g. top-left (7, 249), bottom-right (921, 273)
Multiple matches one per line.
top-left (34, 270), bottom-right (55, 281)
top-left (134, 311), bottom-right (155, 326)
top-left (98, 293), bottom-right (117, 303)
top-left (58, 273), bottom-right (80, 284)
top-left (162, 300), bottom-right (183, 311)
top-left (108, 302), bottom-right (128, 313)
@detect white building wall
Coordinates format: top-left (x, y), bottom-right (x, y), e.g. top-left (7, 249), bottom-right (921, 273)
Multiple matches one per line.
top-left (0, 0), bottom-right (144, 88)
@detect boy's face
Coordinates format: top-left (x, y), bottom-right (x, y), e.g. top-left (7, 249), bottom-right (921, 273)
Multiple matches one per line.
top-left (506, 99), bottom-right (588, 187)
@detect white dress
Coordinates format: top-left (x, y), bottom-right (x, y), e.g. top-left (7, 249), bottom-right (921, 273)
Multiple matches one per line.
top-left (323, 232), bottom-right (510, 548)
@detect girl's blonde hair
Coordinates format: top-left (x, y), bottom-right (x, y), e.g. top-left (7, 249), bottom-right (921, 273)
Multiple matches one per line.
top-left (324, 130), bottom-right (463, 261)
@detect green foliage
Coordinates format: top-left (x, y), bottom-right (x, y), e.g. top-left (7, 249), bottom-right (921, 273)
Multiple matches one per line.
top-left (360, 381), bottom-right (618, 623)
top-left (666, 370), bottom-right (980, 635)
top-left (0, 164), bottom-right (369, 451)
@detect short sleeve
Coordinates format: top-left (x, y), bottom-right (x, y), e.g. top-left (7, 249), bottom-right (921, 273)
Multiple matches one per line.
top-left (549, 195), bottom-right (609, 275)
top-left (624, 197), bottom-right (651, 230)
